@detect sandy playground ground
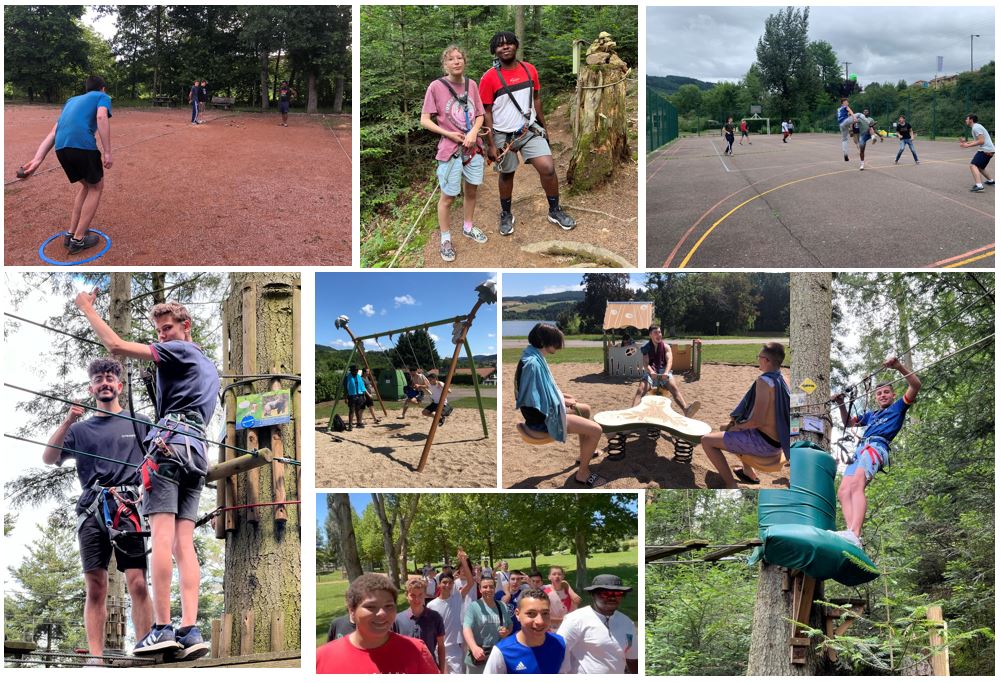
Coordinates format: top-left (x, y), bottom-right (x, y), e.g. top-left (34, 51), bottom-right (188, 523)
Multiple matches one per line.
top-left (502, 361), bottom-right (791, 489)
top-left (315, 408), bottom-right (498, 488)
top-left (4, 104), bottom-right (351, 266)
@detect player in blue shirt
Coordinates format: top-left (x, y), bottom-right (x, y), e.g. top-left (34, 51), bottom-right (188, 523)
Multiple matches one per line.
top-left (484, 589), bottom-right (569, 674)
top-left (20, 75), bottom-right (113, 255)
top-left (833, 356), bottom-right (921, 547)
top-left (837, 98), bottom-right (870, 165)
top-left (75, 290), bottom-right (219, 660)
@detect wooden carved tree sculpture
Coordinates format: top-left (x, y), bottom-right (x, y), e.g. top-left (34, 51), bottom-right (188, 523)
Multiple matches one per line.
top-left (219, 272), bottom-right (301, 657)
top-left (567, 32), bottom-right (631, 192)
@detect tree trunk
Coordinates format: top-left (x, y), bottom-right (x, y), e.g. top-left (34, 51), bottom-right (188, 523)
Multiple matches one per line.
top-left (574, 530), bottom-right (588, 595)
top-left (272, 50), bottom-right (282, 101)
top-left (331, 494), bottom-right (363, 580)
top-left (790, 272), bottom-right (833, 450)
top-left (567, 42), bottom-right (631, 192)
top-left (222, 272), bottom-right (301, 654)
top-left (746, 565), bottom-right (825, 675)
top-left (372, 494), bottom-right (401, 588)
top-left (104, 273), bottom-right (132, 652)
top-left (333, 75), bottom-right (344, 114)
top-left (307, 70), bottom-right (318, 114)
top-left (514, 7), bottom-right (525, 61)
top-left (891, 274), bottom-right (913, 369)
top-left (153, 7), bottom-right (163, 95)
top-left (259, 51), bottom-right (270, 111)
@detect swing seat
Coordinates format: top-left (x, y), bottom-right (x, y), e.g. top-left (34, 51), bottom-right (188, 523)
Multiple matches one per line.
top-left (516, 422), bottom-right (555, 445)
top-left (737, 452), bottom-right (785, 473)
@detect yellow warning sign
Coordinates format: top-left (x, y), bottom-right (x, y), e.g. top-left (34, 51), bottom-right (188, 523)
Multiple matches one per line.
top-left (799, 378), bottom-right (817, 394)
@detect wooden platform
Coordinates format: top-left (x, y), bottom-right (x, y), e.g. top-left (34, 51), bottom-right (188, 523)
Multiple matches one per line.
top-left (151, 650), bottom-right (300, 668)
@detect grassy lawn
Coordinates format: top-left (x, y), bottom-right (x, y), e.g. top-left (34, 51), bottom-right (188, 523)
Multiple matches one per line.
top-left (316, 548), bottom-right (639, 645)
top-left (315, 395), bottom-right (496, 417)
top-left (502, 342), bottom-right (789, 367)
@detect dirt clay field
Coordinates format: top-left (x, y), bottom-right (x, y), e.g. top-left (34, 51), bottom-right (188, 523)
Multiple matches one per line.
top-left (5, 104), bottom-right (351, 266)
top-left (502, 362), bottom-right (791, 489)
top-left (315, 409), bottom-right (498, 488)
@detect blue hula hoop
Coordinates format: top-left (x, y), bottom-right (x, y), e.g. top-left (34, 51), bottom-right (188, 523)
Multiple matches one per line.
top-left (38, 229), bottom-right (112, 266)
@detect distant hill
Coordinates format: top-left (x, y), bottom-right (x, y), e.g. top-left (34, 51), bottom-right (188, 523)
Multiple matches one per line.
top-left (315, 344), bottom-right (495, 369)
top-left (502, 290), bottom-right (584, 321)
top-left (648, 75), bottom-right (715, 97)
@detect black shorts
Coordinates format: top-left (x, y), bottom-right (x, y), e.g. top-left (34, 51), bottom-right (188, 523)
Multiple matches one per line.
top-left (348, 394), bottom-right (366, 409)
top-left (971, 151), bottom-right (994, 170)
top-left (56, 147), bottom-right (104, 185)
top-left (78, 512), bottom-right (147, 573)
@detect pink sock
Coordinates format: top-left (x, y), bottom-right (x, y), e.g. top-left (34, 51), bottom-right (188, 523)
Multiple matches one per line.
top-left (463, 221), bottom-right (473, 233)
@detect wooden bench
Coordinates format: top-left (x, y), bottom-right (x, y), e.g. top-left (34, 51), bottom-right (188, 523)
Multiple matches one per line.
top-left (152, 96), bottom-right (173, 107)
top-left (211, 96), bottom-right (236, 110)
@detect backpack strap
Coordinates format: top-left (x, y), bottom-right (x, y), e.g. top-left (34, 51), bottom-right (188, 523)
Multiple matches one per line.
top-left (494, 61), bottom-right (535, 125)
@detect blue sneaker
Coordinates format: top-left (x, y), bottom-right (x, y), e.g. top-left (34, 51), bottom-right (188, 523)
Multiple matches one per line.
top-left (134, 624), bottom-right (180, 655)
top-left (176, 625), bottom-right (210, 661)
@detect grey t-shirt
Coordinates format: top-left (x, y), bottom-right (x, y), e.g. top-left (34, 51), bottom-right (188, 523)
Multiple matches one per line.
top-left (971, 122), bottom-right (995, 153)
top-left (62, 412), bottom-right (151, 514)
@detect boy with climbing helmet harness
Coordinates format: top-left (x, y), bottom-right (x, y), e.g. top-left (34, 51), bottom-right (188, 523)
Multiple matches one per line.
top-left (833, 357), bottom-right (921, 548)
top-left (480, 31), bottom-right (576, 237)
top-left (42, 357), bottom-right (154, 662)
top-left (75, 291), bottom-right (219, 659)
top-left (421, 44), bottom-right (489, 262)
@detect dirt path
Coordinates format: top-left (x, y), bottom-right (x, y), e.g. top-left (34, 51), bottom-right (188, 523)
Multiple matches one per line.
top-left (315, 409), bottom-right (497, 488)
top-left (419, 97), bottom-right (638, 268)
top-left (501, 362), bottom-right (791, 489)
top-left (5, 105), bottom-right (351, 266)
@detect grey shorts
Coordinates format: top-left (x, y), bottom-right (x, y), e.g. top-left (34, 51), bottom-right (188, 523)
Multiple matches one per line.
top-left (494, 129), bottom-right (552, 173)
top-left (142, 443), bottom-right (205, 521)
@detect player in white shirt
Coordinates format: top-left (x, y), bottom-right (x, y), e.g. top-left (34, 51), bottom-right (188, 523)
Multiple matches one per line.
top-left (557, 574), bottom-right (637, 674)
top-left (428, 548), bottom-right (475, 673)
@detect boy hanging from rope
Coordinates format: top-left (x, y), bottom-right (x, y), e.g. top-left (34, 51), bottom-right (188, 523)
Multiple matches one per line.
top-left (420, 44), bottom-right (488, 262)
top-left (832, 357), bottom-right (921, 548)
top-left (75, 291), bottom-right (219, 659)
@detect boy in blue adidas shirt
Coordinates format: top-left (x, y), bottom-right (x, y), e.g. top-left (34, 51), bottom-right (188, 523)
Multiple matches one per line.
top-left (21, 76), bottom-right (113, 255)
top-left (833, 356), bottom-right (921, 547)
top-left (75, 290), bottom-right (219, 660)
top-left (484, 589), bottom-right (570, 674)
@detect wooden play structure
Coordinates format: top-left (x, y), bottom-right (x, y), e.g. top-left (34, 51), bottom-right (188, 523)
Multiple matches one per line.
top-left (601, 301), bottom-right (702, 380)
top-left (324, 279), bottom-right (496, 472)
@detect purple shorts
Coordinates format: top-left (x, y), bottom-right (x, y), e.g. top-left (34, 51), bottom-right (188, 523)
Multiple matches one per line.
top-left (722, 429), bottom-right (782, 457)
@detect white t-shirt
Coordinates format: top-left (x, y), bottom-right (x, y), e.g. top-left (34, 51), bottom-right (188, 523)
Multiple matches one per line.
top-left (557, 606), bottom-right (636, 674)
top-left (971, 122), bottom-right (995, 153)
top-left (428, 590), bottom-right (465, 647)
top-left (424, 575), bottom-right (438, 599)
top-left (429, 382), bottom-right (446, 404)
top-left (781, 120), bottom-right (790, 132)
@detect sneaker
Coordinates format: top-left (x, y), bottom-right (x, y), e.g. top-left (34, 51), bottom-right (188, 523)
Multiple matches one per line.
top-left (894, 159), bottom-right (899, 165)
top-left (462, 226), bottom-right (488, 244)
top-left (835, 530), bottom-right (862, 549)
top-left (62, 231), bottom-right (74, 248)
top-left (498, 210), bottom-right (515, 236)
top-left (438, 415), bottom-right (447, 427)
top-left (970, 185), bottom-right (984, 192)
top-left (985, 179), bottom-right (995, 185)
top-left (859, 162), bottom-right (865, 170)
top-left (67, 232), bottom-right (101, 254)
top-left (914, 160), bottom-right (920, 165)
top-left (133, 625), bottom-right (179, 655)
top-left (844, 153), bottom-right (849, 162)
top-left (175, 626), bottom-right (210, 661)
top-left (439, 239), bottom-right (456, 262)
top-left (548, 207), bottom-right (576, 230)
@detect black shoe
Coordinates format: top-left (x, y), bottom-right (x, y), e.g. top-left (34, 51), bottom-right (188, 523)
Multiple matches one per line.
top-left (985, 179), bottom-right (995, 185)
top-left (62, 232), bottom-right (74, 248)
top-left (499, 210), bottom-right (515, 236)
top-left (970, 185), bottom-right (985, 192)
top-left (67, 232), bottom-right (101, 254)
top-left (548, 207), bottom-right (576, 230)
top-left (844, 153), bottom-right (849, 162)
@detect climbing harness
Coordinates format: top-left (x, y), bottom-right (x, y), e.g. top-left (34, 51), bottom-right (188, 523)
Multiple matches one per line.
top-left (77, 484), bottom-right (149, 558)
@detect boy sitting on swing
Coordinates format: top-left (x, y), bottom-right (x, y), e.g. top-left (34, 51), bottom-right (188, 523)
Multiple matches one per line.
top-left (422, 370), bottom-right (453, 427)
top-left (401, 367), bottom-right (430, 419)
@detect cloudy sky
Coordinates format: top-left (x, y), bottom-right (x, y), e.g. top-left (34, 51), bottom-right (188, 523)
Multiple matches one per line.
top-left (648, 5), bottom-right (995, 86)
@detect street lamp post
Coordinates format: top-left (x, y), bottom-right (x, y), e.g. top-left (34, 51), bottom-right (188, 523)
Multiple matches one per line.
top-left (970, 34), bottom-right (980, 72)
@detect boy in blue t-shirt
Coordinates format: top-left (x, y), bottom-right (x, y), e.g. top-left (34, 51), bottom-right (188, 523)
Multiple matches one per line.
top-left (484, 589), bottom-right (569, 673)
top-left (20, 76), bottom-right (113, 255)
top-left (833, 356), bottom-right (921, 547)
top-left (75, 290), bottom-right (219, 660)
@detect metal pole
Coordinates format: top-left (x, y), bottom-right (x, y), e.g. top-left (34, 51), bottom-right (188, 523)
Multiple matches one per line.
top-left (417, 300), bottom-right (485, 473)
top-left (970, 34), bottom-right (979, 72)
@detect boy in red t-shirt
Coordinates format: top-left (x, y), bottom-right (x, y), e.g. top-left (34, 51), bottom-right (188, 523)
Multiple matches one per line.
top-left (479, 32), bottom-right (575, 237)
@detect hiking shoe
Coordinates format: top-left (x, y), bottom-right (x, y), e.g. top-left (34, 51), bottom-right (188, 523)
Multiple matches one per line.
top-left (548, 208), bottom-right (576, 230)
top-left (970, 185), bottom-right (985, 192)
top-left (499, 210), bottom-right (515, 236)
top-left (462, 226), bottom-right (488, 244)
top-left (175, 625), bottom-right (210, 661)
top-left (440, 240), bottom-right (456, 262)
top-left (134, 625), bottom-right (179, 655)
top-left (67, 232), bottom-right (101, 254)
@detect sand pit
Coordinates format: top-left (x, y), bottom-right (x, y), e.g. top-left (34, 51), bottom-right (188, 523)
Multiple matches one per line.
top-left (502, 362), bottom-right (791, 489)
top-left (315, 409), bottom-right (498, 488)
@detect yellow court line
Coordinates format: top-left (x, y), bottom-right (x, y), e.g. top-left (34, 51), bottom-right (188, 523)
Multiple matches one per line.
top-left (678, 157), bottom-right (977, 268)
top-left (944, 250), bottom-right (995, 268)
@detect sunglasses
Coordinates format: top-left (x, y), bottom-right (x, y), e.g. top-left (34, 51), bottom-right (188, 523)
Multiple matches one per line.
top-left (596, 589), bottom-right (626, 597)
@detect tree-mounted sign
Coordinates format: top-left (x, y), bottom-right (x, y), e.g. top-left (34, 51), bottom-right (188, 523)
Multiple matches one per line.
top-left (236, 389), bottom-right (292, 429)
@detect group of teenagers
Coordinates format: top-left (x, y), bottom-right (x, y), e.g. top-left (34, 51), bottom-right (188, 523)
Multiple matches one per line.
top-left (340, 365), bottom-right (451, 429)
top-left (420, 31), bottom-right (577, 263)
top-left (515, 322), bottom-right (791, 489)
top-left (38, 294), bottom-right (221, 661)
top-left (317, 549), bottom-right (637, 674)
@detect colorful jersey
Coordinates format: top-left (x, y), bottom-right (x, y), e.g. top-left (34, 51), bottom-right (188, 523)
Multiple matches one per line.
top-left (62, 413), bottom-right (151, 514)
top-left (479, 62), bottom-right (540, 133)
top-left (315, 632), bottom-right (438, 674)
top-left (55, 91), bottom-right (113, 151)
top-left (484, 632), bottom-right (568, 674)
top-left (837, 105), bottom-right (851, 124)
top-left (858, 396), bottom-right (913, 443)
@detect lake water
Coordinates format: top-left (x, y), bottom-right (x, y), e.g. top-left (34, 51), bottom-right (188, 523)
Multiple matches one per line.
top-left (502, 320), bottom-right (557, 336)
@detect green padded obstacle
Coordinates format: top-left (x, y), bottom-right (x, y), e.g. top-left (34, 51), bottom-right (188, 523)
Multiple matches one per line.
top-left (750, 440), bottom-right (880, 586)
top-left (377, 368), bottom-right (406, 400)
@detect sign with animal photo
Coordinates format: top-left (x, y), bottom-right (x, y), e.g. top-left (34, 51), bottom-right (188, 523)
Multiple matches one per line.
top-left (236, 389), bottom-right (291, 429)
